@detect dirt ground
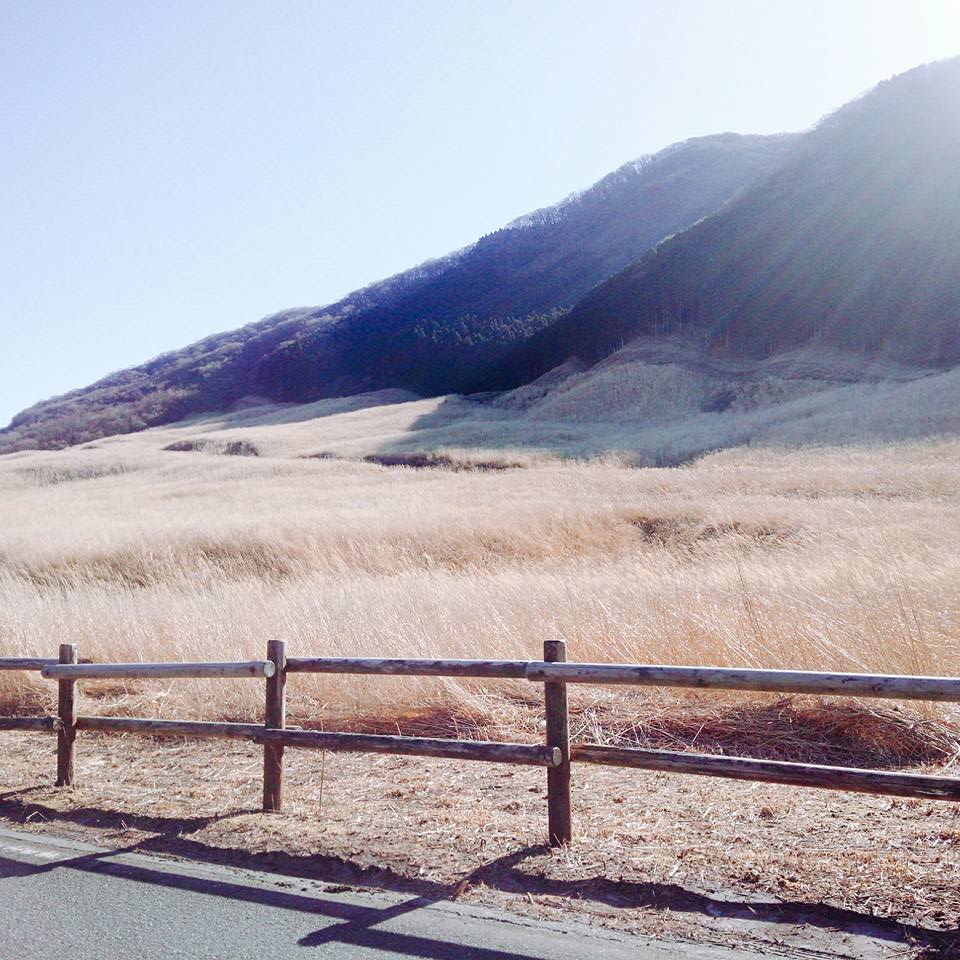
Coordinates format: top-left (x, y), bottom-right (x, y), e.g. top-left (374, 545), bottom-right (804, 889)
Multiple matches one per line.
top-left (2, 727), bottom-right (959, 958)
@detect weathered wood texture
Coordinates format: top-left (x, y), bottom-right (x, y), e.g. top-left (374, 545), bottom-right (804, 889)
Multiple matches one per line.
top-left (276, 657), bottom-right (960, 703)
top-left (544, 640), bottom-right (572, 845)
top-left (0, 658), bottom-right (57, 671)
top-left (74, 715), bottom-right (561, 766)
top-left (525, 663), bottom-right (960, 701)
top-left (55, 643), bottom-right (77, 786)
top-left (34, 654), bottom-right (960, 701)
top-left (571, 744), bottom-right (960, 801)
top-left (77, 717), bottom-right (259, 739)
top-left (42, 661), bottom-right (275, 680)
top-left (286, 657), bottom-right (529, 678)
top-left (262, 639), bottom-right (286, 813)
top-left (0, 716), bottom-right (59, 731)
top-left (257, 729), bottom-right (561, 766)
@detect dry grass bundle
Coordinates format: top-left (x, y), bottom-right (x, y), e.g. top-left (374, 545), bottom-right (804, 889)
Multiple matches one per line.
top-left (570, 692), bottom-right (960, 768)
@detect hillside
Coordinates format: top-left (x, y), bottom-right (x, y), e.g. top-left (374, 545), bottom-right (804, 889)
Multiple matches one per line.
top-left (10, 60), bottom-right (959, 459)
top-left (0, 133), bottom-right (796, 453)
top-left (502, 58), bottom-right (960, 386)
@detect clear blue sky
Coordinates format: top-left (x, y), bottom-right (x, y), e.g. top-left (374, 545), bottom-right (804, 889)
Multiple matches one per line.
top-left (1, 1), bottom-right (957, 427)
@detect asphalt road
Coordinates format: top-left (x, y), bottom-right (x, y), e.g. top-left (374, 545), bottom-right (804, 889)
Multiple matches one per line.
top-left (0, 827), bottom-right (767, 960)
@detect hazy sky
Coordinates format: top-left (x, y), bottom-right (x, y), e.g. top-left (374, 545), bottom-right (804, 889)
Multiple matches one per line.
top-left (1, 1), bottom-right (957, 426)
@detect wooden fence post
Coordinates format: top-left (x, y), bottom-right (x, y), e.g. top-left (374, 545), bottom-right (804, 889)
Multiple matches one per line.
top-left (262, 639), bottom-right (286, 812)
top-left (55, 643), bottom-right (77, 787)
top-left (544, 639), bottom-right (572, 845)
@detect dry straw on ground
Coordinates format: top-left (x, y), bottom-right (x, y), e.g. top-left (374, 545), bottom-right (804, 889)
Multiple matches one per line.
top-left (1, 731), bottom-right (958, 956)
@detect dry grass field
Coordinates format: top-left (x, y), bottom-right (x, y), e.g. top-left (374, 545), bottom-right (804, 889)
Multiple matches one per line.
top-left (1, 392), bottom-right (959, 952)
top-left (2, 397), bottom-right (960, 724)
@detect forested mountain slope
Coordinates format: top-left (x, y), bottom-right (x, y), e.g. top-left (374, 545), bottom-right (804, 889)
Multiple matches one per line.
top-left (1, 133), bottom-right (795, 452)
top-left (502, 58), bottom-right (960, 386)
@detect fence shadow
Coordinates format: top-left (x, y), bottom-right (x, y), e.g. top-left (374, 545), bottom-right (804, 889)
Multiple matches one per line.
top-left (0, 790), bottom-right (956, 958)
top-left (0, 843), bottom-right (539, 960)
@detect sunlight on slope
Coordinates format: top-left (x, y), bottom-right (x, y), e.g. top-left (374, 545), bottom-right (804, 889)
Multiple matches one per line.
top-left (69, 348), bottom-right (959, 468)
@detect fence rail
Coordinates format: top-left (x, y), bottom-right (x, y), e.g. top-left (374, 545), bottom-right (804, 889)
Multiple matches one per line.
top-left (285, 657), bottom-right (530, 678)
top-left (571, 744), bottom-right (960, 800)
top-left (0, 716), bottom-right (59, 731)
top-left (2, 642), bottom-right (960, 847)
top-left (75, 716), bottom-right (560, 766)
top-left (41, 661), bottom-right (275, 680)
top-left (288, 656), bottom-right (960, 700)
top-left (0, 658), bottom-right (57, 671)
top-left (526, 662), bottom-right (960, 700)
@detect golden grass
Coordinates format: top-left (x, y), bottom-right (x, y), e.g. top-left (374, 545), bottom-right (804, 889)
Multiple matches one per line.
top-left (1, 408), bottom-right (959, 753)
top-left (3, 403), bottom-right (960, 953)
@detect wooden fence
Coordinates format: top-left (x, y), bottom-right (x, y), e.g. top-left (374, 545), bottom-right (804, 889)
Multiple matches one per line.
top-left (3, 640), bottom-right (960, 845)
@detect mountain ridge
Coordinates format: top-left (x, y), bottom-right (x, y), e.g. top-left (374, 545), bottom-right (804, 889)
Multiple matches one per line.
top-left (497, 58), bottom-right (960, 388)
top-left (1, 132), bottom-right (797, 452)
top-left (7, 57), bottom-right (960, 457)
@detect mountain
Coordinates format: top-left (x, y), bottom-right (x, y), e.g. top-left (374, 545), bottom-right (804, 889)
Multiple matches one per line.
top-left (1, 133), bottom-right (796, 452)
top-left (501, 58), bottom-right (960, 387)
